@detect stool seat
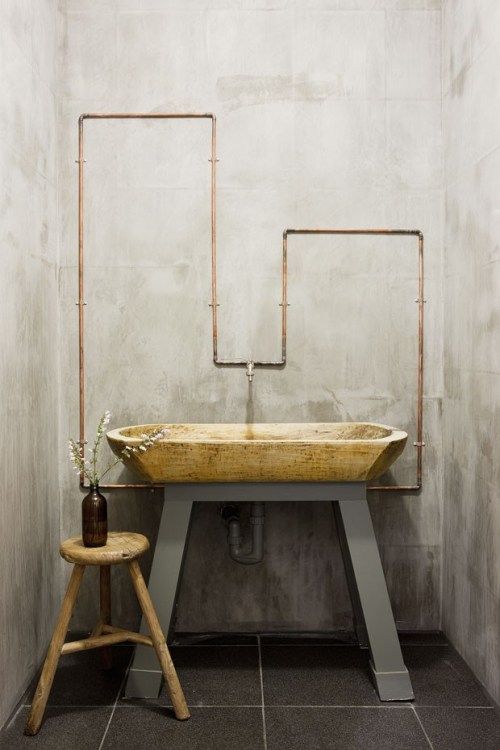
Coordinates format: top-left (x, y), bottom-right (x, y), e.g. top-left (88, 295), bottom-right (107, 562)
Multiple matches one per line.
top-left (60, 532), bottom-right (149, 566)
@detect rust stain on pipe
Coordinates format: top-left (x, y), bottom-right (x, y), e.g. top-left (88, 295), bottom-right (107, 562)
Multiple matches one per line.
top-left (77, 113), bottom-right (424, 493)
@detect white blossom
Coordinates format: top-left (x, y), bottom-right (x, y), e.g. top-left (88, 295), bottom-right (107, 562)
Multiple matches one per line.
top-left (69, 415), bottom-right (169, 486)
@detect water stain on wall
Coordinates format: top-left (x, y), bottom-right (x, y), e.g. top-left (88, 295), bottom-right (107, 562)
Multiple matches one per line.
top-left (217, 74), bottom-right (344, 110)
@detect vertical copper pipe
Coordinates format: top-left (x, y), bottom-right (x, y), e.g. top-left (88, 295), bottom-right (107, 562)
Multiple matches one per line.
top-left (210, 116), bottom-right (218, 361)
top-left (416, 232), bottom-right (425, 488)
top-left (281, 231), bottom-right (288, 362)
top-left (78, 115), bottom-right (85, 484)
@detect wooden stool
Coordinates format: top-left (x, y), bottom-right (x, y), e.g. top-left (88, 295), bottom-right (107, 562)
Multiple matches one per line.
top-left (25, 532), bottom-right (190, 736)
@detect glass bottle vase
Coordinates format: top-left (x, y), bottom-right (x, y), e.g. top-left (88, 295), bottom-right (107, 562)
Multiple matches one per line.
top-left (82, 484), bottom-right (108, 547)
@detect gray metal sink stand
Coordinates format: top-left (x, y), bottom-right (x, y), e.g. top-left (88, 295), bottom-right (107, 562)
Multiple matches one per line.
top-left (123, 482), bottom-right (414, 702)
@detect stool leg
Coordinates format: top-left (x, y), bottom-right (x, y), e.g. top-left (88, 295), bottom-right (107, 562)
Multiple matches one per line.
top-left (25, 564), bottom-right (86, 735)
top-left (100, 565), bottom-right (112, 669)
top-left (127, 559), bottom-right (190, 720)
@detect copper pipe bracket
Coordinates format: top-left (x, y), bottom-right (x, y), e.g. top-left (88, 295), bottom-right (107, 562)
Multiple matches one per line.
top-left (77, 113), bottom-right (424, 493)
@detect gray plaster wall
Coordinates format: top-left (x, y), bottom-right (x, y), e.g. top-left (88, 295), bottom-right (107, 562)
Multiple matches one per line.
top-left (56, 0), bottom-right (444, 635)
top-left (442, 0), bottom-right (500, 705)
top-left (0, 1), bottom-right (60, 727)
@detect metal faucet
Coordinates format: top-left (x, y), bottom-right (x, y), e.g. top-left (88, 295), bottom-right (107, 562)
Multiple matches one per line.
top-left (246, 360), bottom-right (255, 383)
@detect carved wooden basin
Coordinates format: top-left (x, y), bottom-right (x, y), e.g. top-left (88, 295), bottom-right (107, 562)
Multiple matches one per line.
top-left (106, 422), bottom-right (407, 483)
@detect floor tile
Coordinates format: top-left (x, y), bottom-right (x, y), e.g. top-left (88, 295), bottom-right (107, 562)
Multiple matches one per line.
top-left (137, 646), bottom-right (262, 707)
top-left (402, 645), bottom-right (493, 706)
top-left (27, 646), bottom-right (132, 706)
top-left (261, 645), bottom-right (380, 706)
top-left (416, 707), bottom-right (500, 749)
top-left (103, 706), bottom-right (265, 749)
top-left (0, 706), bottom-right (111, 749)
top-left (265, 707), bottom-right (429, 749)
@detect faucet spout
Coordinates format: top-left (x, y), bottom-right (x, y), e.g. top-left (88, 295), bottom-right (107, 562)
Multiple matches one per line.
top-left (246, 360), bottom-right (255, 383)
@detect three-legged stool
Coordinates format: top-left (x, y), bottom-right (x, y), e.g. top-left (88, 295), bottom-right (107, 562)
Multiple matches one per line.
top-left (25, 532), bottom-right (190, 735)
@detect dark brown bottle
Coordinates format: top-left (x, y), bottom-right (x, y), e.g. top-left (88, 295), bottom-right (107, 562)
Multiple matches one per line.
top-left (82, 485), bottom-right (108, 547)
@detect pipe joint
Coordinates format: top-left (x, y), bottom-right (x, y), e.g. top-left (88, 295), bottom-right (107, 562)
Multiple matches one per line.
top-left (246, 361), bottom-right (255, 382)
top-left (222, 502), bottom-right (265, 565)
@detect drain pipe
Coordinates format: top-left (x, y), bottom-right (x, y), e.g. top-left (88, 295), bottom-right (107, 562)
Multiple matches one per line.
top-left (220, 503), bottom-right (265, 565)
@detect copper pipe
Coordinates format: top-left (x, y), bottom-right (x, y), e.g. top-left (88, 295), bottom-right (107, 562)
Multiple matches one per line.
top-left (78, 113), bottom-right (214, 491)
top-left (283, 229), bottom-right (424, 492)
top-left (77, 114), bottom-right (424, 493)
top-left (79, 113), bottom-right (214, 120)
top-left (210, 116), bottom-right (218, 361)
top-left (77, 115), bottom-right (85, 485)
top-left (416, 231), bottom-right (425, 488)
top-left (209, 117), bottom-right (285, 370)
top-left (281, 230), bottom-right (288, 362)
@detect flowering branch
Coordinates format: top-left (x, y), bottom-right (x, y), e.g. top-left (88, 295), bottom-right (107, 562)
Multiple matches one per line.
top-left (68, 439), bottom-right (93, 484)
top-left (69, 414), bottom-right (169, 486)
top-left (90, 410), bottom-right (111, 485)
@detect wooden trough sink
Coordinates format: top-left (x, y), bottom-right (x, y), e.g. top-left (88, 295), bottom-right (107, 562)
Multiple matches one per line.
top-left (107, 422), bottom-right (407, 484)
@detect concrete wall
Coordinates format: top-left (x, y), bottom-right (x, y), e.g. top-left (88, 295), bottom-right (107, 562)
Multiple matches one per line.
top-left (442, 0), bottom-right (500, 705)
top-left (11, 0), bottom-right (500, 725)
top-left (56, 0), bottom-right (444, 635)
top-left (0, 1), bottom-right (60, 727)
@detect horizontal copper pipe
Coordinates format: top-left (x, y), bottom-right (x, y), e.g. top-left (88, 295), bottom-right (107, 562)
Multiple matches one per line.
top-left (79, 113), bottom-right (214, 121)
top-left (285, 228), bottom-right (423, 236)
top-left (88, 482), bottom-right (422, 492)
top-left (80, 482), bottom-right (164, 491)
top-left (78, 113), bottom-right (424, 493)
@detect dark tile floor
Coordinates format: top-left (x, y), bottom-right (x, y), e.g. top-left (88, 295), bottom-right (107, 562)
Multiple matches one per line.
top-left (2, 633), bottom-right (500, 750)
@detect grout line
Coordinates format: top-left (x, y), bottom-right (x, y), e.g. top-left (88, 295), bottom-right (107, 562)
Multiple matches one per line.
top-left (270, 705), bottom-right (407, 710)
top-left (172, 644), bottom-right (258, 648)
top-left (257, 642), bottom-right (449, 647)
top-left (115, 704), bottom-right (263, 709)
top-left (168, 641), bottom-right (449, 648)
top-left (113, 704), bottom-right (408, 710)
top-left (257, 636), bottom-right (268, 750)
top-left (413, 705), bottom-right (495, 709)
top-left (4, 702), bottom-right (26, 730)
top-left (255, 704), bottom-right (495, 710)
top-left (97, 653), bottom-right (134, 750)
top-left (255, 644), bottom-right (450, 650)
top-left (23, 704), bottom-right (120, 709)
top-left (20, 702), bottom-right (498, 710)
top-left (411, 705), bottom-right (435, 750)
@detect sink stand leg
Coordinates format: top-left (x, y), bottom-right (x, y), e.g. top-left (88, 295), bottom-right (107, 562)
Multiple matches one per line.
top-left (333, 497), bottom-right (414, 701)
top-left (123, 496), bottom-right (193, 698)
top-left (332, 501), bottom-right (369, 648)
